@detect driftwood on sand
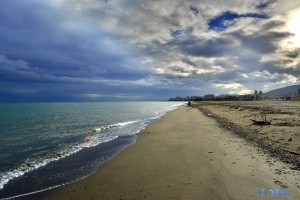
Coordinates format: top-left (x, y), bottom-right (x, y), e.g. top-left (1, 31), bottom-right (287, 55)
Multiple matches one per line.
top-left (250, 113), bottom-right (272, 125)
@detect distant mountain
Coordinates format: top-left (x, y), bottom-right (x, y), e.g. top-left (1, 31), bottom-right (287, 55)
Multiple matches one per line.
top-left (265, 84), bottom-right (300, 97)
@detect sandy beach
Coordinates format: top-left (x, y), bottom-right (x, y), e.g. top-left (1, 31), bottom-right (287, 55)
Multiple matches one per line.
top-left (41, 105), bottom-right (300, 200)
top-left (195, 101), bottom-right (300, 168)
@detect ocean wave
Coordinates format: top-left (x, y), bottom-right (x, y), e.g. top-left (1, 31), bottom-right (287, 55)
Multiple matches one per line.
top-left (0, 134), bottom-right (118, 190)
top-left (0, 121), bottom-right (141, 190)
top-left (93, 120), bottom-right (138, 132)
top-left (0, 103), bottom-right (183, 192)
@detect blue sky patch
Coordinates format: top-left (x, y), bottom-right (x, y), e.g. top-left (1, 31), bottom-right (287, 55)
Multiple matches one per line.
top-left (170, 29), bottom-right (184, 38)
top-left (209, 11), bottom-right (268, 31)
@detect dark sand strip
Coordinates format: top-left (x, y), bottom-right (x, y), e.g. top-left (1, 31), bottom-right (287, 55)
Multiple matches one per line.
top-left (42, 106), bottom-right (300, 200)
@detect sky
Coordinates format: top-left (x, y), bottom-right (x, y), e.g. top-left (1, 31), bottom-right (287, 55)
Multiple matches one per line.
top-left (0, 0), bottom-right (300, 102)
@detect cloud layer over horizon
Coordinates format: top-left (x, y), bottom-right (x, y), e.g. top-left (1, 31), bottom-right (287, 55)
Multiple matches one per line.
top-left (1, 0), bottom-right (300, 101)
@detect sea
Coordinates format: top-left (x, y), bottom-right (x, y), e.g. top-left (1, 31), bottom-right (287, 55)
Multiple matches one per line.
top-left (0, 102), bottom-right (183, 199)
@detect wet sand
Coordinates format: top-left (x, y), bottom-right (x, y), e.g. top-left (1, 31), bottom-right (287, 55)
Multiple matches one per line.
top-left (42, 105), bottom-right (300, 200)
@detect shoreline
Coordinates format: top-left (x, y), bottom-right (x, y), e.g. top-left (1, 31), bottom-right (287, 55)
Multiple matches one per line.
top-left (1, 135), bottom-right (136, 200)
top-left (0, 102), bottom-right (182, 200)
top-left (38, 105), bottom-right (300, 200)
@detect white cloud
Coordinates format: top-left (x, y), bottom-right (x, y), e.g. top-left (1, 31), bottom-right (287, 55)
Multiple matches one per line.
top-left (214, 82), bottom-right (252, 95)
top-left (55, 0), bottom-right (300, 80)
top-left (239, 70), bottom-right (298, 84)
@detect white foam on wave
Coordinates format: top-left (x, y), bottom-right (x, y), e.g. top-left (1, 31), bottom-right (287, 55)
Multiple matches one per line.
top-left (147, 103), bottom-right (184, 121)
top-left (93, 120), bottom-right (138, 133)
top-left (114, 120), bottom-right (138, 126)
top-left (110, 103), bottom-right (184, 137)
top-left (167, 102), bottom-right (185, 110)
top-left (0, 182), bottom-right (66, 200)
top-left (0, 133), bottom-right (119, 190)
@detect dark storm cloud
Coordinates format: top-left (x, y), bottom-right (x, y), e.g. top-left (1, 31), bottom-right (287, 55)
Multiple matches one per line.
top-left (230, 30), bottom-right (294, 54)
top-left (175, 36), bottom-right (235, 57)
top-left (0, 0), bottom-right (149, 80)
top-left (189, 5), bottom-right (200, 16)
top-left (285, 51), bottom-right (299, 58)
top-left (1, 0), bottom-right (300, 101)
top-left (256, 0), bottom-right (277, 10)
top-left (181, 58), bottom-right (197, 67)
top-left (262, 20), bottom-right (285, 30)
top-left (258, 59), bottom-right (300, 77)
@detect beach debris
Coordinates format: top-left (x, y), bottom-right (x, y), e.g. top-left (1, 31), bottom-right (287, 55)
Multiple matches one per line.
top-left (198, 102), bottom-right (300, 171)
top-left (283, 149), bottom-right (300, 156)
top-left (275, 180), bottom-right (288, 188)
top-left (275, 169), bottom-right (282, 175)
top-left (229, 104), bottom-right (240, 110)
top-left (250, 113), bottom-right (272, 125)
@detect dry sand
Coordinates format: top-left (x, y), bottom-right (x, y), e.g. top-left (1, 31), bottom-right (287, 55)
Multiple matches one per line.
top-left (195, 101), bottom-right (300, 168)
top-left (42, 105), bottom-right (300, 200)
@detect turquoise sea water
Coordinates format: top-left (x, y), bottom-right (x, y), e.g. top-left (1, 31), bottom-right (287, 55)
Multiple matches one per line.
top-left (0, 102), bottom-right (183, 198)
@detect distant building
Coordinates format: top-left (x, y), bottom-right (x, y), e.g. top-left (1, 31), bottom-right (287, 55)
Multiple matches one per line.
top-left (168, 96), bottom-right (203, 101)
top-left (174, 96), bottom-right (182, 101)
top-left (268, 89), bottom-right (300, 101)
top-left (239, 94), bottom-right (254, 101)
top-left (292, 89), bottom-right (300, 101)
top-left (204, 94), bottom-right (215, 100)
